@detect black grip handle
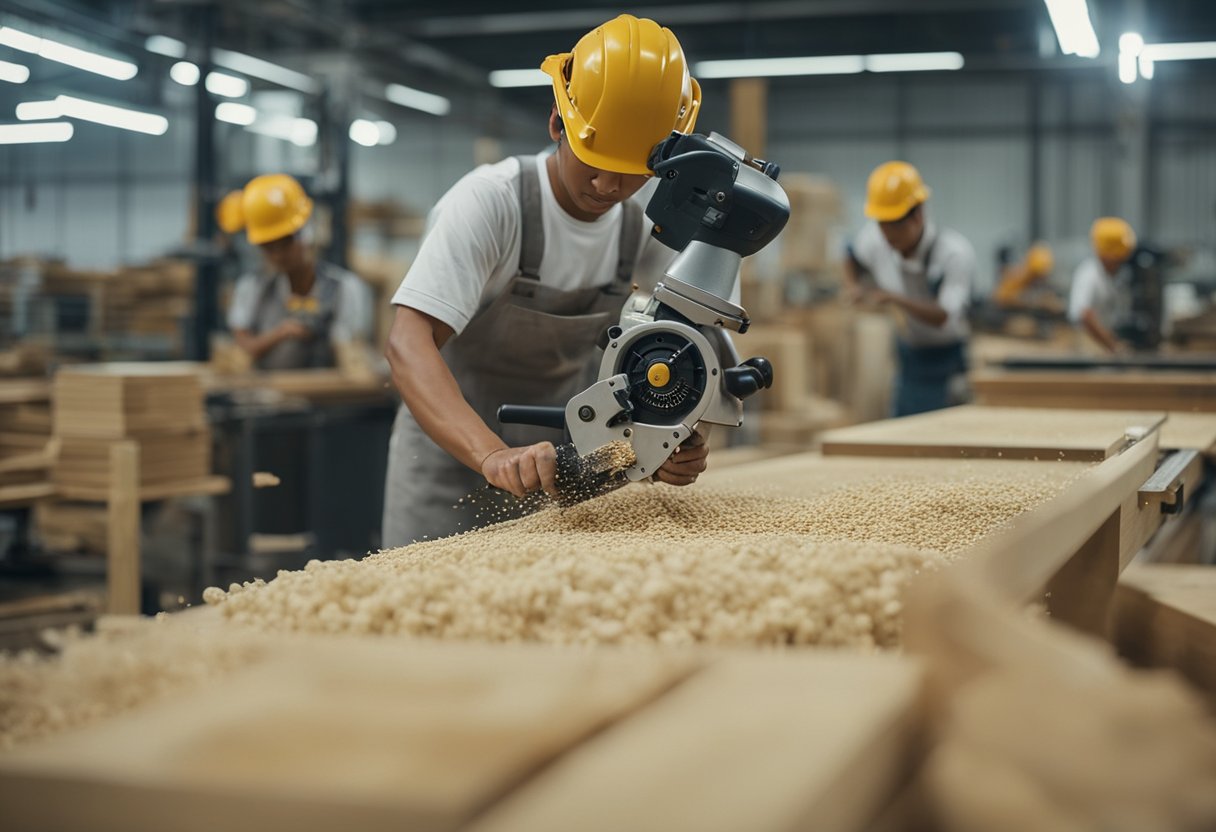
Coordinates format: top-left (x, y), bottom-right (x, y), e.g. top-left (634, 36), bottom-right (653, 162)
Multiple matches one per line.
top-left (497, 404), bottom-right (567, 431)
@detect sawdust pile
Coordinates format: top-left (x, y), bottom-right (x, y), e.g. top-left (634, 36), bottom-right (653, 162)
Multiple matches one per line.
top-left (206, 464), bottom-right (1079, 649)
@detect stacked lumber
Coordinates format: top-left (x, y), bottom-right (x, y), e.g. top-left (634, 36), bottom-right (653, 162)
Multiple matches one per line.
top-left (51, 363), bottom-right (210, 491)
top-left (0, 379), bottom-right (53, 501)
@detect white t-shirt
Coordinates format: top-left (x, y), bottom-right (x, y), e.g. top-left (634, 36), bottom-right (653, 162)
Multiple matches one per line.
top-left (227, 264), bottom-right (372, 342)
top-left (391, 153), bottom-right (675, 335)
top-left (1068, 256), bottom-right (1127, 328)
top-left (849, 219), bottom-right (975, 347)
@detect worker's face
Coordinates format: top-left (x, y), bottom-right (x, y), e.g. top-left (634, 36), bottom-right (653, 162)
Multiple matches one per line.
top-left (258, 233), bottom-right (306, 274)
top-left (878, 204), bottom-right (926, 256)
top-left (1099, 255), bottom-right (1128, 276)
top-left (548, 110), bottom-right (649, 219)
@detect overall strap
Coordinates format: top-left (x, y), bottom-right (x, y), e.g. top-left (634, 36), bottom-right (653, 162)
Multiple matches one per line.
top-left (615, 199), bottom-right (643, 283)
top-left (514, 155), bottom-right (544, 280)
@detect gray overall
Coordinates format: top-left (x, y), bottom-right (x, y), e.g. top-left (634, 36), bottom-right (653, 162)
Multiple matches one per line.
top-left (381, 156), bottom-right (642, 547)
top-left (250, 263), bottom-right (341, 370)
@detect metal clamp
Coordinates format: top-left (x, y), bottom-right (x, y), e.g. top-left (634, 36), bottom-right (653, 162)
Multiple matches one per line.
top-left (1138, 449), bottom-right (1200, 515)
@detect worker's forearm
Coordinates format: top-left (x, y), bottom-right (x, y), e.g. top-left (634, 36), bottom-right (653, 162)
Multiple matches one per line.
top-left (233, 329), bottom-right (281, 360)
top-left (387, 327), bottom-right (505, 474)
top-left (884, 293), bottom-right (949, 328)
top-left (1081, 313), bottom-right (1119, 353)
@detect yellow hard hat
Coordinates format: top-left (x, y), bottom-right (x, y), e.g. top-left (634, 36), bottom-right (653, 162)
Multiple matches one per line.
top-left (540, 14), bottom-right (701, 175)
top-left (1091, 217), bottom-right (1136, 261)
top-left (242, 174), bottom-right (313, 245)
top-left (215, 189), bottom-right (246, 235)
top-left (1025, 242), bottom-right (1054, 277)
top-left (864, 161), bottom-right (931, 222)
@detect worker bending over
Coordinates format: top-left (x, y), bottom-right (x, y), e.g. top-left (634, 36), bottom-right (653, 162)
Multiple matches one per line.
top-left (844, 161), bottom-right (976, 417)
top-left (224, 174), bottom-right (371, 370)
top-left (1069, 217), bottom-right (1136, 354)
top-left (381, 15), bottom-right (711, 547)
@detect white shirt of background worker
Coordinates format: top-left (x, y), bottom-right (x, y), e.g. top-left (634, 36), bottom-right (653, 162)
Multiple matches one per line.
top-left (381, 14), bottom-right (712, 547)
top-left (1068, 217), bottom-right (1136, 354)
top-left (221, 174), bottom-right (371, 371)
top-left (843, 161), bottom-right (976, 416)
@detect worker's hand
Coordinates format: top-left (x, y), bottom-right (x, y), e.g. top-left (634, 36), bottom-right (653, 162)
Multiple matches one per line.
top-left (275, 319), bottom-right (313, 342)
top-left (481, 443), bottom-right (558, 499)
top-left (656, 429), bottom-right (709, 486)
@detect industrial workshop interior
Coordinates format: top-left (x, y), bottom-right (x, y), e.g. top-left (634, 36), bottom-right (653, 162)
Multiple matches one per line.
top-left (3, 0), bottom-right (1216, 828)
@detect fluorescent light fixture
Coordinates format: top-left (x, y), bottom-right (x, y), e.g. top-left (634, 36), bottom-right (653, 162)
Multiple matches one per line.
top-left (0, 121), bottom-right (73, 144)
top-left (1141, 41), bottom-right (1216, 62)
top-left (1119, 32), bottom-right (1144, 56)
top-left (488, 68), bottom-right (549, 88)
top-left (375, 120), bottom-right (397, 145)
top-left (17, 95), bottom-right (166, 135)
top-left (695, 55), bottom-right (865, 78)
top-left (0, 25), bottom-right (138, 80)
top-left (1139, 54), bottom-right (1155, 79)
top-left (212, 48), bottom-right (318, 93)
top-left (866, 52), bottom-right (964, 72)
top-left (241, 114), bottom-right (317, 147)
top-left (205, 71), bottom-right (249, 98)
top-left (1118, 51), bottom-right (1137, 84)
top-left (215, 101), bottom-right (256, 125)
top-left (169, 61), bottom-right (200, 86)
top-left (1042, 0), bottom-right (1100, 58)
top-left (15, 99), bottom-right (59, 120)
top-left (0, 59), bottom-right (30, 84)
top-left (385, 82), bottom-right (450, 116)
top-left (145, 35), bottom-right (186, 59)
top-left (349, 118), bottom-right (380, 147)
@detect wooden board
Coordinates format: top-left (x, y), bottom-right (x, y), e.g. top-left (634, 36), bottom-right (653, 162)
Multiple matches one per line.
top-left (1114, 564), bottom-right (1216, 706)
top-left (971, 368), bottom-right (1216, 413)
top-left (470, 652), bottom-right (924, 832)
top-left (54, 475), bottom-right (230, 503)
top-left (53, 431), bottom-right (211, 489)
top-left (0, 379), bottom-right (51, 405)
top-left (0, 640), bottom-right (698, 832)
top-left (819, 405), bottom-right (1164, 461)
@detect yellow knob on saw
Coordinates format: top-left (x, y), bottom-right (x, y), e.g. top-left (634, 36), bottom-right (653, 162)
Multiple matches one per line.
top-left (647, 362), bottom-right (671, 388)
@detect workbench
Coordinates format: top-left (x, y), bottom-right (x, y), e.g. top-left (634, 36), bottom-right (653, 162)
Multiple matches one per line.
top-left (2, 410), bottom-right (1215, 830)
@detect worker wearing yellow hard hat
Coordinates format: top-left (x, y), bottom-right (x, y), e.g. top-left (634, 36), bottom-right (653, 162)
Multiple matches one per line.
top-left (994, 242), bottom-right (1060, 309)
top-left (1068, 217), bottom-right (1137, 353)
top-left (381, 14), bottom-right (709, 547)
top-left (221, 174), bottom-right (371, 370)
top-left (844, 161), bottom-right (977, 416)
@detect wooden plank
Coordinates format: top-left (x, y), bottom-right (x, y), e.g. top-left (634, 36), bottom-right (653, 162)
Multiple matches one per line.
top-left (0, 640), bottom-right (698, 832)
top-left (819, 405), bottom-right (1163, 461)
top-left (0, 481), bottom-right (55, 508)
top-left (470, 652), bottom-right (924, 832)
top-left (106, 441), bottom-right (140, 616)
top-left (57, 475), bottom-right (230, 503)
top-left (0, 379), bottom-right (51, 405)
top-left (971, 368), bottom-right (1216, 413)
top-left (1114, 564), bottom-right (1216, 706)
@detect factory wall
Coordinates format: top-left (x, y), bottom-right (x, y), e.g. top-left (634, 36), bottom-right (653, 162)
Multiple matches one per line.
top-left (2, 69), bottom-right (1215, 293)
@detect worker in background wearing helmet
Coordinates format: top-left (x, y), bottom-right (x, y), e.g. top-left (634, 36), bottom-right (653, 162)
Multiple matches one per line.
top-left (844, 161), bottom-right (976, 417)
top-left (381, 14), bottom-right (710, 547)
top-left (1069, 218), bottom-right (1136, 353)
top-left (995, 242), bottom-right (1059, 309)
top-left (224, 174), bottom-right (372, 370)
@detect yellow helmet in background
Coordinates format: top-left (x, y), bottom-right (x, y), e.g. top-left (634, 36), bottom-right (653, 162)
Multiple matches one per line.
top-left (540, 14), bottom-right (701, 175)
top-left (1025, 242), bottom-right (1054, 278)
top-left (215, 189), bottom-right (246, 235)
top-left (242, 174), bottom-right (313, 245)
top-left (864, 161), bottom-right (931, 222)
top-left (1091, 217), bottom-right (1136, 262)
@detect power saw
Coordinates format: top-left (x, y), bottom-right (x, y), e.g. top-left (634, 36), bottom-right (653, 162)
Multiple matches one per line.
top-left (499, 131), bottom-right (790, 499)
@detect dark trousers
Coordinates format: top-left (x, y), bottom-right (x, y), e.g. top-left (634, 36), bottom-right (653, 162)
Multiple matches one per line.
top-left (894, 340), bottom-right (967, 417)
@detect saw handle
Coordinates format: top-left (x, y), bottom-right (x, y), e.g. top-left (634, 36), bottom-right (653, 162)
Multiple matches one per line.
top-left (497, 405), bottom-right (567, 431)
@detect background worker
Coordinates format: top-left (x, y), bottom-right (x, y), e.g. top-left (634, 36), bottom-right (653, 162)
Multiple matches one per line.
top-left (225, 174), bottom-right (372, 370)
top-left (843, 161), bottom-right (976, 417)
top-left (995, 242), bottom-right (1060, 310)
top-left (381, 14), bottom-right (712, 547)
top-left (1069, 217), bottom-right (1137, 354)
